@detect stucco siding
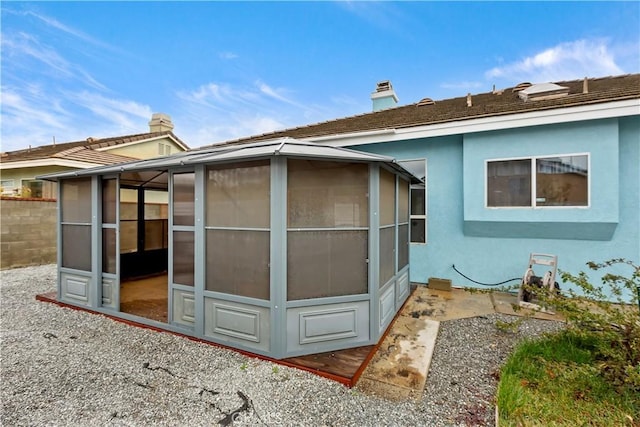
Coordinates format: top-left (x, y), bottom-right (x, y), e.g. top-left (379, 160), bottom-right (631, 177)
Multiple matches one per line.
top-left (104, 137), bottom-right (183, 158)
top-left (353, 117), bottom-right (639, 301)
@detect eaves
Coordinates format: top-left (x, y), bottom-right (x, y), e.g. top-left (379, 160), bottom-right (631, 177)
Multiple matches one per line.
top-left (0, 158), bottom-right (104, 170)
top-left (308, 98), bottom-right (640, 147)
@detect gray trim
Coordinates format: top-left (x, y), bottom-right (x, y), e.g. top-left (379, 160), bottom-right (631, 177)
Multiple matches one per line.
top-left (286, 227), bottom-right (368, 232)
top-left (194, 165), bottom-right (207, 337)
top-left (286, 294), bottom-right (369, 308)
top-left (91, 176), bottom-right (100, 308)
top-left (368, 164), bottom-right (380, 342)
top-left (204, 226), bottom-right (270, 232)
top-left (56, 181), bottom-right (62, 301)
top-left (37, 138), bottom-right (419, 184)
top-left (270, 156), bottom-right (287, 359)
top-left (202, 290), bottom-right (271, 308)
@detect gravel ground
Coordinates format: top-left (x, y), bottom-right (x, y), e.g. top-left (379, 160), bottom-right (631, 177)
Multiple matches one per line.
top-left (1, 265), bottom-right (564, 426)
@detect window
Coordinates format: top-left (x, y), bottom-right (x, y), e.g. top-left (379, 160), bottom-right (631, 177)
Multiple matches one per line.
top-left (379, 168), bottom-right (396, 286)
top-left (20, 179), bottom-right (55, 198)
top-left (287, 160), bottom-right (368, 300)
top-left (398, 159), bottom-right (427, 244)
top-left (172, 173), bottom-right (194, 286)
top-left (1, 179), bottom-right (15, 195)
top-left (206, 161), bottom-right (270, 299)
top-left (61, 178), bottom-right (92, 271)
top-left (487, 154), bottom-right (589, 207)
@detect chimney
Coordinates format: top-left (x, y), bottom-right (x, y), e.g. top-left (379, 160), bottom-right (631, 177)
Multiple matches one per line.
top-left (371, 81), bottom-right (399, 112)
top-left (149, 113), bottom-right (174, 133)
top-left (583, 77), bottom-right (589, 94)
top-left (466, 93), bottom-right (472, 107)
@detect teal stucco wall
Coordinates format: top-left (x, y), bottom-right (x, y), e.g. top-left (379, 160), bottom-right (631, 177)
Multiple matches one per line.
top-left (354, 116), bottom-right (640, 300)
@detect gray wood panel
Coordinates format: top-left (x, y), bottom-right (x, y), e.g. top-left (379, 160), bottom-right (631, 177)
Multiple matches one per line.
top-left (203, 297), bottom-right (270, 352)
top-left (286, 301), bottom-right (369, 353)
top-left (61, 272), bottom-right (91, 306)
top-left (172, 289), bottom-right (195, 326)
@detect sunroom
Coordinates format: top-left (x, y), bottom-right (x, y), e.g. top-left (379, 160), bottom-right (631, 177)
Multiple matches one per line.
top-left (40, 138), bottom-right (417, 359)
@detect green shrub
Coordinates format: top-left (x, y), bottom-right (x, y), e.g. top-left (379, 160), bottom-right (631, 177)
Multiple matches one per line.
top-left (526, 258), bottom-right (640, 392)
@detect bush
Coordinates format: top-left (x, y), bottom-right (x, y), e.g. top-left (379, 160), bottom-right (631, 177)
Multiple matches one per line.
top-left (525, 258), bottom-right (640, 392)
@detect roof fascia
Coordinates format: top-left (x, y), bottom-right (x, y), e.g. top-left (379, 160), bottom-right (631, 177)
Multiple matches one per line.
top-left (308, 99), bottom-right (640, 147)
top-left (0, 158), bottom-right (104, 170)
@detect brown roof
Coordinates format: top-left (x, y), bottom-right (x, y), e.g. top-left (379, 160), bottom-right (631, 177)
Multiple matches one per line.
top-left (214, 74), bottom-right (640, 147)
top-left (1, 131), bottom-right (188, 164)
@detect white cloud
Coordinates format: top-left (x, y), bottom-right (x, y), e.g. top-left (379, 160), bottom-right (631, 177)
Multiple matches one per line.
top-left (219, 51), bottom-right (238, 60)
top-left (485, 39), bottom-right (624, 83)
top-left (174, 79), bottom-right (350, 147)
top-left (66, 91), bottom-right (153, 133)
top-left (5, 8), bottom-right (124, 54)
top-left (255, 80), bottom-right (301, 106)
top-left (1, 31), bottom-right (106, 91)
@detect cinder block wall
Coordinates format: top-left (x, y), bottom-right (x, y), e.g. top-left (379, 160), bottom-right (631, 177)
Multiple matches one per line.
top-left (1, 198), bottom-right (57, 269)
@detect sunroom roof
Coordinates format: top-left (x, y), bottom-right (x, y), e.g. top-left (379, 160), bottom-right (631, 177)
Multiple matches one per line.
top-left (38, 138), bottom-right (419, 182)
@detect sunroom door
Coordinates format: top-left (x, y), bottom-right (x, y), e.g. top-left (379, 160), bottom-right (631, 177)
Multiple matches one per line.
top-left (101, 176), bottom-right (119, 310)
top-left (170, 171), bottom-right (196, 328)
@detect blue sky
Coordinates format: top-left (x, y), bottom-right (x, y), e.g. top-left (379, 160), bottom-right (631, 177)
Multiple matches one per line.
top-left (1, 1), bottom-right (639, 152)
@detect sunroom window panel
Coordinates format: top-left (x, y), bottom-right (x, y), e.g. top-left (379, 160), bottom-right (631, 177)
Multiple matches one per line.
top-left (379, 168), bottom-right (396, 226)
top-left (145, 220), bottom-right (166, 250)
top-left (102, 179), bottom-right (117, 224)
top-left (62, 225), bottom-right (91, 271)
top-left (206, 230), bottom-right (270, 300)
top-left (102, 228), bottom-right (116, 274)
top-left (206, 161), bottom-right (270, 228)
top-left (287, 230), bottom-right (368, 300)
top-left (173, 231), bottom-right (194, 286)
top-left (288, 160), bottom-right (368, 228)
top-left (398, 224), bottom-right (409, 269)
top-left (173, 173), bottom-right (195, 226)
top-left (62, 178), bottom-right (92, 223)
top-left (487, 160), bottom-right (532, 207)
top-left (536, 155), bottom-right (588, 206)
top-left (399, 178), bottom-right (409, 222)
top-left (379, 226), bottom-right (395, 285)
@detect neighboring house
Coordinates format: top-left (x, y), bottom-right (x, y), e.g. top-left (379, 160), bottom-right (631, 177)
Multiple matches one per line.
top-left (218, 74), bottom-right (640, 298)
top-left (0, 113), bottom-right (188, 270)
top-left (0, 113), bottom-right (188, 199)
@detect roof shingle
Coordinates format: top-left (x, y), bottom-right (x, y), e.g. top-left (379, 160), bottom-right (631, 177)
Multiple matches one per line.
top-left (1, 131), bottom-right (188, 164)
top-left (213, 74), bottom-right (640, 147)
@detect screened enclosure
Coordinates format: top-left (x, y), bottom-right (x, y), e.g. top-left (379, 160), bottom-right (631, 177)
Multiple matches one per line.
top-left (41, 139), bottom-right (417, 359)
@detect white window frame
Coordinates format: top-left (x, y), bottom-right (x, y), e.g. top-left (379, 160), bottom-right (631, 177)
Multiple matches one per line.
top-left (1, 179), bottom-right (16, 194)
top-left (485, 152), bottom-right (590, 209)
top-left (399, 159), bottom-right (427, 244)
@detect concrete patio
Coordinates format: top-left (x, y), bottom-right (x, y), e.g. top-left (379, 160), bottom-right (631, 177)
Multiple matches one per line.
top-left (355, 285), bottom-right (564, 400)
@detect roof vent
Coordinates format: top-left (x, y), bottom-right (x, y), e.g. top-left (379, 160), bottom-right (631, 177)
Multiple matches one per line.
top-left (416, 97), bottom-right (435, 106)
top-left (86, 137), bottom-right (95, 143)
top-left (583, 77), bottom-right (589, 94)
top-left (518, 82), bottom-right (570, 102)
top-left (371, 81), bottom-right (399, 112)
top-left (512, 82), bottom-right (532, 93)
